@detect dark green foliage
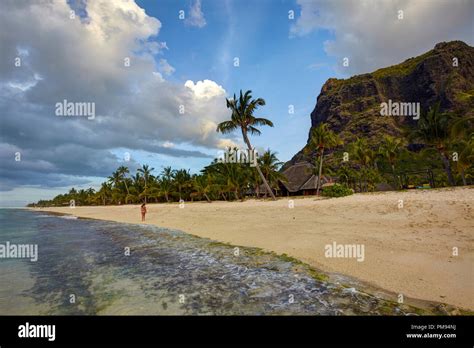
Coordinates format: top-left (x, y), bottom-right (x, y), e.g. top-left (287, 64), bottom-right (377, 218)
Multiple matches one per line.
top-left (321, 184), bottom-right (353, 198)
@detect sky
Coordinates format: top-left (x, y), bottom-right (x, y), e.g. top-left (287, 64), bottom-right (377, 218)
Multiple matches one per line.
top-left (0, 0), bottom-right (473, 206)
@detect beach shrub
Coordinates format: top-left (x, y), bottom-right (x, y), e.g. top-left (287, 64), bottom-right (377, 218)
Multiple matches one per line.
top-left (321, 184), bottom-right (353, 198)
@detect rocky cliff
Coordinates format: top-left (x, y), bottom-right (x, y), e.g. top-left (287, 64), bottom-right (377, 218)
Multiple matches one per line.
top-left (286, 40), bottom-right (474, 166)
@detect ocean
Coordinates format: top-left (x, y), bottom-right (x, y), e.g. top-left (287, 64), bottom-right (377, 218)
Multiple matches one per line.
top-left (0, 209), bottom-right (425, 315)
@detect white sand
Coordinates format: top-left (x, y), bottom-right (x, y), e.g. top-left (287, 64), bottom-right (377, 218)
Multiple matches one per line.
top-left (36, 187), bottom-right (474, 310)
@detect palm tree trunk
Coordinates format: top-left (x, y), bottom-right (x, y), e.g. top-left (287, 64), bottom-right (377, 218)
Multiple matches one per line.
top-left (440, 152), bottom-right (455, 186)
top-left (391, 164), bottom-right (398, 190)
top-left (144, 178), bottom-right (147, 204)
top-left (461, 168), bottom-right (467, 186)
top-left (123, 181), bottom-right (130, 204)
top-left (316, 148), bottom-right (324, 195)
top-left (242, 131), bottom-right (276, 200)
top-left (204, 193), bottom-right (211, 203)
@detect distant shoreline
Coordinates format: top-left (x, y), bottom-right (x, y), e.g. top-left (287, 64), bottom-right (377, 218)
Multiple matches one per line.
top-left (32, 187), bottom-right (474, 311)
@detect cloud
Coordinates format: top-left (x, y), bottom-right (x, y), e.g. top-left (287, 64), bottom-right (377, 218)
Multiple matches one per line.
top-left (185, 0), bottom-right (207, 28)
top-left (0, 0), bottom-right (232, 191)
top-left (184, 79), bottom-right (226, 99)
top-left (291, 0), bottom-right (474, 75)
top-left (158, 59), bottom-right (175, 75)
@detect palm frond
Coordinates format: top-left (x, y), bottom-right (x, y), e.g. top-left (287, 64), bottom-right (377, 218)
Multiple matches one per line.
top-left (247, 125), bottom-right (261, 136)
top-left (217, 120), bottom-right (239, 134)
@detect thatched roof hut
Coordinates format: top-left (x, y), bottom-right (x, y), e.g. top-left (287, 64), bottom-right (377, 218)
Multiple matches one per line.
top-left (280, 162), bottom-right (314, 193)
top-left (279, 161), bottom-right (332, 196)
top-left (300, 174), bottom-right (319, 191)
top-left (254, 161), bottom-right (334, 197)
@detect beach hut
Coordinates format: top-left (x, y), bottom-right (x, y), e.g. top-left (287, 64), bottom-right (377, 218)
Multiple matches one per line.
top-left (257, 183), bottom-right (281, 197)
top-left (279, 161), bottom-right (332, 196)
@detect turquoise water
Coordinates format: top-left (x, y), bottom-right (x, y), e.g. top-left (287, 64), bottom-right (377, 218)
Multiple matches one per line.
top-left (0, 209), bottom-right (430, 315)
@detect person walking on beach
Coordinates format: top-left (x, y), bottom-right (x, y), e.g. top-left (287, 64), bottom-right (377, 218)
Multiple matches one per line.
top-left (141, 203), bottom-right (147, 222)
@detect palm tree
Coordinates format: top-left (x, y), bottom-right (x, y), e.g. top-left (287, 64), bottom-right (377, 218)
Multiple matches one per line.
top-left (350, 138), bottom-right (373, 167)
top-left (161, 166), bottom-right (174, 181)
top-left (349, 138), bottom-right (371, 192)
top-left (450, 115), bottom-right (474, 186)
top-left (108, 170), bottom-right (125, 204)
top-left (173, 169), bottom-right (191, 200)
top-left (137, 164), bottom-right (154, 203)
top-left (378, 135), bottom-right (403, 189)
top-left (202, 160), bottom-right (231, 201)
top-left (248, 164), bottom-right (262, 197)
top-left (148, 185), bottom-right (161, 203)
top-left (452, 137), bottom-right (474, 185)
top-left (224, 163), bottom-right (245, 200)
top-left (159, 177), bottom-right (172, 202)
top-left (217, 90), bottom-right (276, 200)
top-left (450, 115), bottom-right (474, 139)
top-left (258, 149), bottom-right (285, 195)
top-left (192, 174), bottom-right (213, 202)
top-left (117, 166), bottom-right (130, 194)
top-left (132, 173), bottom-right (142, 189)
top-left (108, 170), bottom-right (123, 189)
top-left (98, 182), bottom-right (112, 205)
top-left (336, 164), bottom-right (354, 188)
top-left (410, 103), bottom-right (455, 186)
top-left (308, 123), bottom-right (343, 195)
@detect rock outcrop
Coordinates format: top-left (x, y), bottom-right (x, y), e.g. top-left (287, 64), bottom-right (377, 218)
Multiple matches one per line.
top-left (286, 41), bottom-right (474, 166)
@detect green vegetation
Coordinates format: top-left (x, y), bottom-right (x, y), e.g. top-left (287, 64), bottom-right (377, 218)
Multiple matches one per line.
top-left (27, 147), bottom-right (285, 207)
top-left (323, 51), bottom-right (432, 96)
top-left (456, 89), bottom-right (474, 104)
top-left (217, 90), bottom-right (276, 200)
top-left (311, 104), bottom-right (473, 193)
top-left (410, 102), bottom-right (455, 185)
top-left (307, 123), bottom-right (343, 195)
top-left (28, 92), bottom-right (473, 207)
top-left (372, 51), bottom-right (432, 79)
top-left (321, 184), bottom-right (353, 198)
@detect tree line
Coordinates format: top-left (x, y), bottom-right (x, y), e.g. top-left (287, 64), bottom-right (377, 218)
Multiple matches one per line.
top-left (28, 91), bottom-right (473, 207)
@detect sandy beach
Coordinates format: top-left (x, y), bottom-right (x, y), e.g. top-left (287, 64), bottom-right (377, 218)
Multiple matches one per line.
top-left (35, 187), bottom-right (474, 311)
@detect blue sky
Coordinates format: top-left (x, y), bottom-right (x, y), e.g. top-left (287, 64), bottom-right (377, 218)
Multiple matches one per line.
top-left (1, 0), bottom-right (472, 206)
top-left (136, 0), bottom-right (336, 168)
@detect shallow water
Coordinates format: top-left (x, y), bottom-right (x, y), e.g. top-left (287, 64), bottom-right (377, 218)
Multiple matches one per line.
top-left (0, 209), bottom-right (433, 315)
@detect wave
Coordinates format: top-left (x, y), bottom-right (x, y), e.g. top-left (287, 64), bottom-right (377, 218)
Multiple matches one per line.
top-left (58, 215), bottom-right (78, 220)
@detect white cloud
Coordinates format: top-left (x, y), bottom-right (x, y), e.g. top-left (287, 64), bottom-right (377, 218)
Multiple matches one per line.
top-left (291, 0), bottom-right (474, 75)
top-left (185, 0), bottom-right (207, 28)
top-left (158, 59), bottom-right (175, 75)
top-left (217, 138), bottom-right (239, 149)
top-left (185, 79), bottom-right (226, 99)
top-left (0, 0), bottom-right (233, 191)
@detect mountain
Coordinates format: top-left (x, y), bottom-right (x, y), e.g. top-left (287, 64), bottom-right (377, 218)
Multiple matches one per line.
top-left (285, 40), bottom-right (474, 167)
